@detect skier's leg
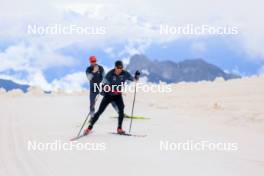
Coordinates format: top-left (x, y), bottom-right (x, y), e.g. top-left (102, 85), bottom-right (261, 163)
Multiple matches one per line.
top-left (111, 99), bottom-right (130, 118)
top-left (89, 90), bottom-right (99, 116)
top-left (89, 94), bottom-right (112, 128)
top-left (111, 102), bottom-right (119, 113)
top-left (114, 95), bottom-right (125, 129)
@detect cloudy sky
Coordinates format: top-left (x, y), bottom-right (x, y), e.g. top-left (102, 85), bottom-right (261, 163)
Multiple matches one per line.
top-left (0, 0), bottom-right (264, 91)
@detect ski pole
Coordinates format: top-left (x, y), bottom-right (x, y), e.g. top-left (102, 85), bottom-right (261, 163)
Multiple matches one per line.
top-left (76, 112), bottom-right (90, 137)
top-left (129, 82), bottom-right (137, 133)
top-left (76, 95), bottom-right (99, 137)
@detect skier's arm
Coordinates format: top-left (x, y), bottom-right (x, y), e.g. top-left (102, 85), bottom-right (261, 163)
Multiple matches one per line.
top-left (101, 71), bottom-right (111, 85)
top-left (101, 66), bottom-right (105, 77)
top-left (125, 71), bottom-right (134, 81)
top-left (86, 66), bottom-right (102, 81)
top-left (86, 67), bottom-right (93, 81)
top-left (125, 70), bottom-right (140, 81)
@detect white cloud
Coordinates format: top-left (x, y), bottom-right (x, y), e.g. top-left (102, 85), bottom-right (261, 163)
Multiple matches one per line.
top-left (51, 72), bottom-right (88, 93)
top-left (0, 74), bottom-right (28, 85)
top-left (122, 57), bottom-right (130, 66)
top-left (1, 0), bottom-right (263, 58)
top-left (0, 70), bottom-right (89, 92)
top-left (0, 70), bottom-right (51, 90)
top-left (190, 42), bottom-right (207, 54)
top-left (0, 42), bottom-right (77, 90)
top-left (117, 39), bottom-right (151, 60)
top-left (62, 2), bottom-right (104, 17)
top-left (142, 69), bottom-right (150, 76)
top-left (1, 0), bottom-right (264, 91)
top-left (0, 42), bottom-right (75, 72)
top-left (28, 70), bottom-right (52, 90)
top-left (103, 47), bottom-right (115, 58)
top-left (231, 66), bottom-right (246, 76)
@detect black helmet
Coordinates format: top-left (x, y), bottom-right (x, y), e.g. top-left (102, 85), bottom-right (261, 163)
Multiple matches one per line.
top-left (115, 60), bottom-right (123, 68)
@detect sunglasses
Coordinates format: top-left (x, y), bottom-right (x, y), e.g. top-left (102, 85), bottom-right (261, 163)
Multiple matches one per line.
top-left (116, 66), bottom-right (123, 70)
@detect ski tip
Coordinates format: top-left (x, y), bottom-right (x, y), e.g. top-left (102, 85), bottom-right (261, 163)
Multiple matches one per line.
top-left (70, 137), bottom-right (77, 141)
top-left (70, 134), bottom-right (86, 141)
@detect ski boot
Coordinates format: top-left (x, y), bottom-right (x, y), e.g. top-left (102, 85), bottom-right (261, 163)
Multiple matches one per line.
top-left (83, 126), bottom-right (92, 135)
top-left (117, 127), bottom-right (126, 134)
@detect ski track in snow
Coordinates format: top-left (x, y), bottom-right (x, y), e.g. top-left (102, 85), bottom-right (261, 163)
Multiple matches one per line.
top-left (0, 76), bottom-right (264, 176)
top-left (0, 112), bottom-right (55, 176)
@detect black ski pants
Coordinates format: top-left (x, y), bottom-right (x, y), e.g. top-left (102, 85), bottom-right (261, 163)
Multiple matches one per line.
top-left (89, 93), bottom-right (124, 129)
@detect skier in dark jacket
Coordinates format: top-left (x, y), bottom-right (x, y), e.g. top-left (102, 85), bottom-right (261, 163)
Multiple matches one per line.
top-left (86, 56), bottom-right (105, 117)
top-left (84, 60), bottom-right (140, 135)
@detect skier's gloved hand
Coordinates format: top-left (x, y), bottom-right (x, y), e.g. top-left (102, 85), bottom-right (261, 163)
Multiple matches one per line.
top-left (134, 70), bottom-right (140, 81)
top-left (92, 65), bottom-right (99, 73)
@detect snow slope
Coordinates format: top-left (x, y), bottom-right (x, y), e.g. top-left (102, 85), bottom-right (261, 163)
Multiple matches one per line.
top-left (0, 76), bottom-right (264, 176)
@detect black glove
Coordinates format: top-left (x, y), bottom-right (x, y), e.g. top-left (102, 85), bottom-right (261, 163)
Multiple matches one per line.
top-left (134, 70), bottom-right (140, 80)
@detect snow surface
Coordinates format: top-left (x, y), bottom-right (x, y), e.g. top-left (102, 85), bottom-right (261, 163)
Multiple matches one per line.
top-left (0, 76), bottom-right (264, 176)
